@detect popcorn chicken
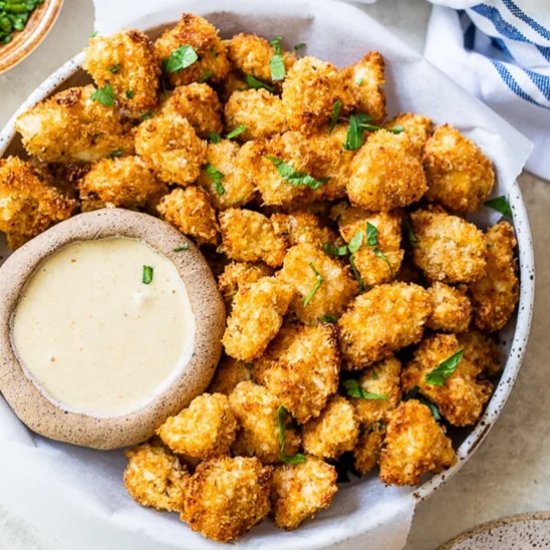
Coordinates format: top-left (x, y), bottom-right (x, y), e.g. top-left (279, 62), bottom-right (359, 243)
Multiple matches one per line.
top-left (0, 157), bottom-right (76, 249)
top-left (253, 324), bottom-right (340, 423)
top-left (157, 186), bottom-right (219, 246)
top-left (379, 400), bottom-right (456, 486)
top-left (229, 381), bottom-right (300, 463)
top-left (181, 456), bottom-right (272, 542)
top-left (424, 124), bottom-right (495, 212)
top-left (271, 211), bottom-right (339, 248)
top-left (135, 113), bottom-right (207, 186)
top-left (347, 130), bottom-right (427, 211)
top-left (15, 85), bottom-right (133, 163)
top-left (124, 441), bottom-right (188, 512)
top-left (411, 208), bottom-right (487, 283)
top-left (207, 356), bottom-right (252, 395)
top-left (271, 457), bottom-right (338, 530)
top-left (219, 70), bottom-right (249, 102)
top-left (219, 208), bottom-right (287, 267)
top-left (426, 282), bottom-right (472, 333)
top-left (401, 334), bottom-right (493, 426)
top-left (302, 396), bottom-right (359, 460)
top-left (218, 261), bottom-right (273, 306)
top-left (458, 330), bottom-right (502, 377)
top-left (354, 424), bottom-right (386, 475)
top-left (279, 243), bottom-right (357, 324)
top-left (470, 221), bottom-right (519, 332)
top-left (222, 276), bottom-right (294, 361)
top-left (154, 13), bottom-right (230, 86)
top-left (84, 30), bottom-right (160, 119)
top-left (337, 282), bottom-right (432, 369)
top-left (385, 112), bottom-right (433, 156)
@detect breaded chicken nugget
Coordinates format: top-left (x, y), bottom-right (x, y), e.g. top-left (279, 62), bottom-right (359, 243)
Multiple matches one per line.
top-left (218, 261), bottom-right (273, 306)
top-left (84, 30), bottom-right (160, 119)
top-left (160, 83), bottom-right (223, 138)
top-left (157, 186), bottom-right (219, 246)
top-left (348, 356), bottom-right (402, 425)
top-left (222, 276), bottom-right (294, 361)
top-left (385, 113), bottom-right (433, 156)
top-left (157, 393), bottom-right (237, 459)
top-left (135, 112), bottom-right (206, 186)
top-left (154, 14), bottom-right (230, 87)
top-left (229, 381), bottom-right (300, 463)
top-left (271, 211), bottom-right (339, 248)
top-left (338, 282), bottom-right (432, 369)
top-left (411, 208), bottom-right (487, 283)
top-left (470, 221), bottom-right (519, 332)
top-left (458, 330), bottom-right (502, 377)
top-left (424, 124), bottom-right (495, 212)
top-left (181, 456), bottom-right (272, 542)
top-left (124, 441), bottom-right (188, 512)
top-left (224, 89), bottom-right (287, 140)
top-left (78, 155), bottom-right (167, 212)
top-left (219, 208), bottom-right (287, 267)
top-left (401, 334), bottom-right (493, 426)
top-left (0, 157), bottom-right (76, 249)
top-left (347, 130), bottom-right (427, 212)
top-left (342, 51), bottom-right (386, 123)
top-left (427, 282), bottom-right (472, 333)
top-left (302, 396), bottom-right (359, 460)
top-left (253, 324), bottom-right (340, 423)
top-left (15, 85), bottom-right (133, 163)
top-left (279, 243), bottom-right (357, 324)
top-left (354, 423), bottom-right (386, 475)
top-left (271, 457), bottom-right (337, 530)
top-left (282, 56), bottom-right (355, 132)
top-left (219, 70), bottom-right (249, 102)
top-left (207, 356), bottom-right (252, 395)
top-left (379, 400), bottom-right (456, 486)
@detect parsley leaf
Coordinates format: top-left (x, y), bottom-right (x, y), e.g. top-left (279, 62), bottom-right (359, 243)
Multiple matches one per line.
top-left (91, 83), bottom-right (115, 107)
top-left (484, 195), bottom-right (512, 218)
top-left (277, 406), bottom-right (306, 465)
top-left (139, 111), bottom-right (153, 121)
top-left (366, 222), bottom-right (394, 276)
top-left (225, 125), bottom-right (247, 140)
top-left (163, 45), bottom-right (198, 74)
top-left (199, 69), bottom-right (213, 83)
top-left (303, 263), bottom-right (324, 306)
top-left (107, 64), bottom-right (120, 74)
top-left (244, 73), bottom-right (275, 93)
top-left (425, 349), bottom-right (464, 386)
top-left (108, 149), bottom-right (123, 158)
top-left (208, 132), bottom-right (222, 144)
top-left (330, 100), bottom-right (342, 133)
top-left (403, 386), bottom-right (441, 421)
top-left (269, 36), bottom-right (286, 81)
top-left (322, 242), bottom-right (349, 257)
top-left (348, 230), bottom-right (364, 254)
top-left (403, 217), bottom-right (418, 248)
top-left (266, 156), bottom-right (329, 190)
top-left (142, 265), bottom-right (154, 285)
top-left (204, 163), bottom-right (226, 196)
top-left (294, 42), bottom-right (306, 52)
top-left (343, 379), bottom-right (387, 400)
top-left (349, 254), bottom-right (365, 292)
top-left (344, 114), bottom-right (404, 150)
top-left (319, 314), bottom-right (337, 324)
top-left (173, 243), bottom-right (190, 252)
top-left (125, 90), bottom-right (134, 99)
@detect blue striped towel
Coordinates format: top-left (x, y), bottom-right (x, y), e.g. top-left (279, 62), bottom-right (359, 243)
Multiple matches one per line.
top-left (425, 0), bottom-right (550, 179)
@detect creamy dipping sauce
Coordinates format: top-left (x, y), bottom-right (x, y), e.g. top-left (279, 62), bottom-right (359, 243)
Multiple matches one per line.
top-left (10, 237), bottom-right (195, 417)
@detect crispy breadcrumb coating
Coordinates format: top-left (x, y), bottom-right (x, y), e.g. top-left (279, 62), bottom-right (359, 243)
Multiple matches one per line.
top-left (427, 282), bottom-right (472, 333)
top-left (219, 208), bottom-right (287, 267)
top-left (271, 457), bottom-right (338, 530)
top-left (157, 393), bottom-right (237, 459)
top-left (386, 113), bottom-right (433, 156)
top-left (124, 441), bottom-right (188, 512)
top-left (458, 330), bottom-right (502, 377)
top-left (207, 356), bottom-right (252, 395)
top-left (411, 208), bottom-right (487, 283)
top-left (354, 423), bottom-right (386, 475)
top-left (157, 186), bottom-right (219, 246)
top-left (222, 276), bottom-right (294, 361)
top-left (271, 211), bottom-right (339, 248)
top-left (84, 30), bottom-right (160, 119)
top-left (15, 85), bottom-right (133, 163)
top-left (379, 400), bottom-right (456, 485)
top-left (135, 112), bottom-right (206, 186)
top-left (424, 124), bottom-right (495, 212)
top-left (181, 456), bottom-right (272, 542)
top-left (470, 221), bottom-right (519, 332)
top-left (218, 261), bottom-right (273, 306)
top-left (347, 130), bottom-right (427, 211)
top-left (229, 381), bottom-right (300, 463)
top-left (338, 282), bottom-right (432, 369)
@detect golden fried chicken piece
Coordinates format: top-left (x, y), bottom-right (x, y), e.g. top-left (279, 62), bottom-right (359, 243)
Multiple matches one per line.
top-left (342, 51), bottom-right (386, 123)
top-left (160, 83), bottom-right (223, 138)
top-left (253, 324), bottom-right (340, 424)
top-left (271, 211), bottom-right (339, 248)
top-left (279, 243), bottom-right (357, 324)
top-left (401, 334), bottom-right (493, 426)
top-left (157, 186), bottom-right (219, 246)
top-left (349, 356), bottom-right (402, 425)
top-left (135, 112), bottom-right (206, 186)
top-left (302, 396), bottom-right (359, 460)
top-left (154, 13), bottom-right (230, 87)
top-left (84, 30), bottom-right (160, 119)
top-left (0, 157), bottom-right (76, 249)
top-left (271, 457), bottom-right (338, 530)
top-left (379, 400), bottom-right (456, 486)
top-left (218, 261), bottom-right (273, 306)
top-left (347, 130), bottom-right (427, 212)
top-left (354, 423), bottom-right (386, 475)
top-left (470, 221), bottom-right (519, 332)
top-left (78, 156), bottom-right (167, 212)
top-left (424, 124), bottom-right (495, 212)
top-left (181, 456), bottom-right (272, 542)
top-left (207, 356), bottom-right (252, 395)
top-left (385, 113), bottom-right (433, 156)
top-left (15, 85), bottom-right (133, 163)
top-left (458, 330), bottom-right (502, 377)
top-left (229, 381), bottom-right (300, 463)
top-left (157, 393), bottom-right (237, 459)
top-left (219, 70), bottom-right (249, 102)
top-left (224, 89), bottom-right (287, 140)
top-left (222, 276), bottom-right (294, 361)
top-left (219, 208), bottom-right (287, 268)
top-left (426, 282), bottom-right (472, 333)
top-left (123, 441), bottom-right (188, 512)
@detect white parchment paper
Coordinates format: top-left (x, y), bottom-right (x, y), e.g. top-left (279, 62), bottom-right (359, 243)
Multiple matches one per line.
top-left (0, 1), bottom-right (533, 549)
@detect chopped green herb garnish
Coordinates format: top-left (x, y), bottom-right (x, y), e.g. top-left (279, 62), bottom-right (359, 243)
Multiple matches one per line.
top-left (349, 254), bottom-right (365, 292)
top-left (204, 163), bottom-right (226, 196)
top-left (199, 69), bottom-right (214, 83)
top-left (426, 349), bottom-right (464, 386)
top-left (404, 386), bottom-right (442, 421)
top-left (125, 90), bottom-right (135, 99)
top-left (208, 132), bottom-right (222, 144)
top-left (343, 379), bottom-right (387, 400)
top-left (91, 83), bottom-right (115, 107)
top-left (484, 195), bottom-right (512, 218)
top-left (303, 263), bottom-right (324, 306)
top-left (348, 230), bottom-right (364, 254)
top-left (266, 156), bottom-right (329, 190)
top-left (366, 222), bottom-right (394, 275)
top-left (319, 315), bottom-right (337, 324)
top-left (330, 100), bottom-right (342, 133)
top-left (174, 243), bottom-right (190, 252)
top-left (139, 111), bottom-right (154, 121)
top-left (107, 64), bottom-right (121, 74)
top-left (269, 36), bottom-right (286, 81)
top-left (244, 73), bottom-right (275, 93)
top-left (403, 217), bottom-right (418, 248)
top-left (142, 265), bottom-right (154, 285)
top-left (108, 149), bottom-right (123, 158)
top-left (344, 113), bottom-right (404, 150)
top-left (90, 31), bottom-right (98, 38)
top-left (163, 45), bottom-right (198, 74)
top-left (293, 42), bottom-right (306, 52)
top-left (277, 406), bottom-right (306, 465)
top-left (225, 125), bottom-right (247, 140)
top-left (322, 242), bottom-right (349, 257)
